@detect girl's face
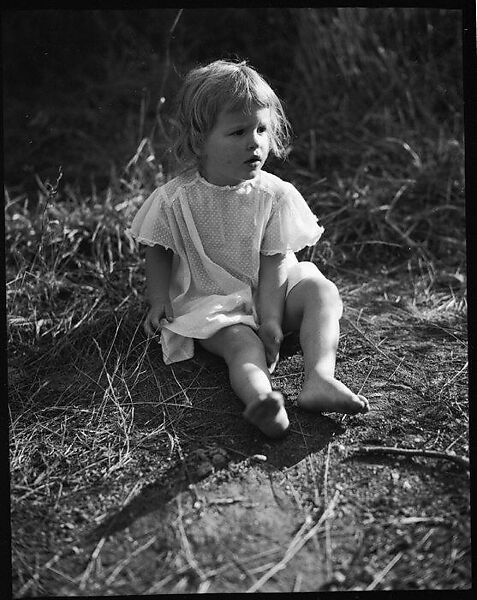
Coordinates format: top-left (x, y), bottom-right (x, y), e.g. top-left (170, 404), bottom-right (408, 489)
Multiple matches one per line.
top-left (198, 104), bottom-right (272, 186)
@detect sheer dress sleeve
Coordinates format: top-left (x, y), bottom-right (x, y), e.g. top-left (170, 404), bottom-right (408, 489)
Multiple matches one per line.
top-left (260, 182), bottom-right (324, 255)
top-left (127, 188), bottom-right (176, 251)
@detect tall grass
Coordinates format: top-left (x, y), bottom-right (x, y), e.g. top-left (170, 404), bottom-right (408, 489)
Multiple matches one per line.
top-left (3, 9), bottom-right (465, 271)
top-left (290, 8), bottom-right (462, 137)
top-left (6, 176), bottom-right (143, 365)
top-left (284, 8), bottom-right (464, 267)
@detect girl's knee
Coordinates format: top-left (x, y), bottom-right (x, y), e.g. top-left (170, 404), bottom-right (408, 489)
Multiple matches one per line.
top-left (296, 264), bottom-right (342, 314)
top-left (314, 277), bottom-right (342, 315)
top-left (221, 324), bottom-right (262, 362)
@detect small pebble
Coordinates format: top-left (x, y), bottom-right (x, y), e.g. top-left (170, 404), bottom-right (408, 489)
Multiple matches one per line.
top-left (251, 454), bottom-right (267, 462)
top-left (332, 571), bottom-right (346, 584)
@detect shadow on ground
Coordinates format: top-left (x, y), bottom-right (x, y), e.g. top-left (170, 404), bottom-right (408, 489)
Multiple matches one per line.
top-left (85, 334), bottom-right (345, 547)
top-left (14, 273), bottom-right (469, 595)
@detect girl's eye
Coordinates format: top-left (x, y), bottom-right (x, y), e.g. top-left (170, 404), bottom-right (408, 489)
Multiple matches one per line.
top-left (232, 129), bottom-right (244, 136)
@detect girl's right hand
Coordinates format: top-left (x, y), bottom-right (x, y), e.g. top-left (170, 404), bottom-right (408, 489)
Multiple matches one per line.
top-left (258, 319), bottom-right (283, 374)
top-left (144, 301), bottom-right (174, 338)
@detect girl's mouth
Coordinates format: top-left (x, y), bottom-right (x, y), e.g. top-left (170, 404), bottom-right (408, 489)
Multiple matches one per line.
top-left (245, 157), bottom-right (261, 166)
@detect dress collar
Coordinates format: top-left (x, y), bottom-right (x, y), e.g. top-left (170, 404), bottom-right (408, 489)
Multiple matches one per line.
top-left (195, 171), bottom-right (258, 191)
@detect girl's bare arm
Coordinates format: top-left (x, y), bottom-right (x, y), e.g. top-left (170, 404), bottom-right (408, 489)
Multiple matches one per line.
top-left (144, 245), bottom-right (174, 335)
top-left (145, 245), bottom-right (173, 303)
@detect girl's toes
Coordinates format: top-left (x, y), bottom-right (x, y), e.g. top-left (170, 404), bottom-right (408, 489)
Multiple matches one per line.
top-left (243, 392), bottom-right (289, 438)
top-left (358, 395), bottom-right (370, 413)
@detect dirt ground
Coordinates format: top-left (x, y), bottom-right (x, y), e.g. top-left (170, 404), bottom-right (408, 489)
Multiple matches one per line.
top-left (11, 266), bottom-right (470, 595)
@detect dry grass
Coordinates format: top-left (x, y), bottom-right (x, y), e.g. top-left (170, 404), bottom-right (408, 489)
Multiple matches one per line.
top-left (7, 188), bottom-right (468, 592)
top-left (6, 7), bottom-right (468, 595)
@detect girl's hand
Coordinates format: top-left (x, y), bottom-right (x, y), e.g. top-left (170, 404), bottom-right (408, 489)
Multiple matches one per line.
top-left (258, 319), bottom-right (283, 374)
top-left (144, 301), bottom-right (174, 338)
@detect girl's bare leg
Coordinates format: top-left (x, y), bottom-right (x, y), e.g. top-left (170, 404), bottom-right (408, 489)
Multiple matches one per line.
top-left (198, 324), bottom-right (289, 437)
top-left (283, 263), bottom-right (369, 414)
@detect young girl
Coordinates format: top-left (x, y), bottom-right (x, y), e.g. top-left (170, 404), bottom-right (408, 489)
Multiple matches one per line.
top-left (128, 59), bottom-right (369, 438)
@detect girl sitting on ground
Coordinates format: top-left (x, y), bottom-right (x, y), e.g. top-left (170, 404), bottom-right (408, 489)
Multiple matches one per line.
top-left (128, 59), bottom-right (369, 438)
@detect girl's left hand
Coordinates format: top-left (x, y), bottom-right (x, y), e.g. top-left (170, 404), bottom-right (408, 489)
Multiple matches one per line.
top-left (258, 320), bottom-right (283, 374)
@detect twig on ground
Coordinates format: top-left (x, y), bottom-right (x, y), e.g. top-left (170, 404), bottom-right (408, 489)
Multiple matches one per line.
top-left (287, 427), bottom-right (316, 438)
top-left (228, 549), bottom-right (258, 585)
top-left (203, 547), bottom-right (282, 580)
top-left (296, 417), bottom-right (321, 506)
top-left (352, 445), bottom-right (469, 470)
top-left (438, 361), bottom-right (468, 399)
top-left (445, 433), bottom-right (466, 453)
top-left (363, 527), bottom-right (435, 591)
top-left (293, 572), bottom-right (303, 592)
top-left (78, 536), bottom-right (107, 590)
top-left (176, 493), bottom-right (206, 582)
top-left (341, 315), bottom-right (399, 364)
top-left (144, 573), bottom-right (178, 595)
top-left (387, 356), bottom-right (406, 382)
top-left (104, 535), bottom-right (158, 586)
top-left (17, 549), bottom-right (67, 597)
top-left (323, 443), bottom-right (333, 579)
top-left (365, 551), bottom-right (404, 591)
top-left (358, 365), bottom-right (374, 396)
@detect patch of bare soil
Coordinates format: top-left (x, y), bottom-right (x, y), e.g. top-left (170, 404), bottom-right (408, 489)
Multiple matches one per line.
top-left (11, 269), bottom-right (470, 595)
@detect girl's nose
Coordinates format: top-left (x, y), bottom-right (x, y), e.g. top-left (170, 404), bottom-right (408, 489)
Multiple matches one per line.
top-left (247, 130), bottom-right (260, 149)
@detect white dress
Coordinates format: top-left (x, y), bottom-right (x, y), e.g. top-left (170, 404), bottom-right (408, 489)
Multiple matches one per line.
top-left (127, 169), bottom-right (324, 364)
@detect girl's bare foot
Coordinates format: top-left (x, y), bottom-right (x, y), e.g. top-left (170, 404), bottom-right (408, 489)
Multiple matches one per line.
top-left (297, 373), bottom-right (369, 414)
top-left (243, 391), bottom-right (290, 438)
